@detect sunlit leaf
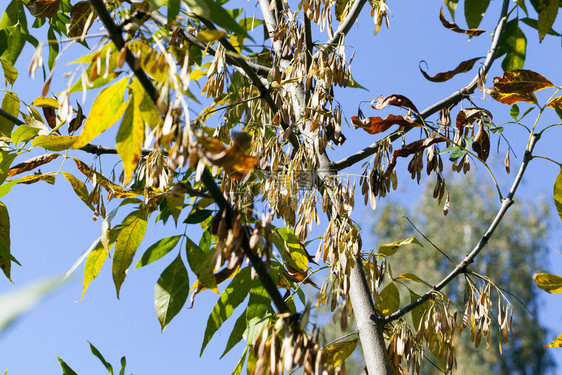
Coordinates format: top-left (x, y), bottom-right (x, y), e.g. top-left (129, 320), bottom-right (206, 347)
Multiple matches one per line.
top-left (11, 125), bottom-right (40, 146)
top-left (396, 273), bottom-right (432, 288)
top-left (58, 358), bottom-right (78, 375)
top-left (444, 0), bottom-right (459, 19)
top-left (116, 101), bottom-right (144, 184)
top-left (546, 96), bottom-right (562, 112)
top-left (497, 19), bottom-right (527, 71)
top-left (487, 88), bottom-right (537, 104)
top-left (198, 136), bottom-right (258, 180)
top-left (520, 17), bottom-right (560, 36)
top-left (420, 57), bottom-right (483, 82)
top-left (32, 135), bottom-right (78, 151)
top-left (201, 266), bottom-right (252, 355)
top-left (72, 77), bottom-right (129, 149)
top-left (155, 254), bottom-right (190, 331)
top-left (135, 235), bottom-right (181, 268)
top-left (0, 2), bottom-right (27, 64)
top-left (81, 242), bottom-right (109, 300)
top-left (62, 172), bottom-right (94, 210)
top-left (89, 342), bottom-right (114, 374)
top-left (325, 338), bottom-right (358, 368)
top-left (371, 94), bottom-right (419, 113)
top-left (464, 0), bottom-right (490, 29)
top-left (533, 272), bottom-right (562, 293)
top-left (376, 282), bottom-right (400, 315)
top-left (378, 237), bottom-right (422, 256)
top-left (491, 69), bottom-right (554, 94)
top-left (112, 210), bottom-right (147, 298)
top-left (510, 104), bottom-right (520, 120)
top-left (132, 78), bottom-right (160, 129)
top-left (545, 334), bottom-right (562, 347)
top-left (439, 7), bottom-right (485, 36)
top-left (273, 228), bottom-right (309, 270)
top-left (68, 1), bottom-right (94, 37)
top-left (185, 237), bottom-right (217, 291)
top-left (196, 29), bottom-right (226, 43)
top-left (0, 151), bottom-right (17, 185)
top-left (0, 58), bottom-right (17, 86)
top-left (31, 96), bottom-right (59, 109)
top-left (538, 0), bottom-right (558, 42)
top-left (351, 114), bottom-right (415, 135)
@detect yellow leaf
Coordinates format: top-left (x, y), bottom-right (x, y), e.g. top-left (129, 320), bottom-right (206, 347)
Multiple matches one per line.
top-left (196, 29), bottom-right (226, 43)
top-left (378, 237), bottom-right (422, 256)
top-left (0, 91), bottom-right (20, 138)
top-left (31, 96), bottom-right (59, 108)
top-left (545, 334), bottom-right (562, 348)
top-left (325, 338), bottom-right (358, 368)
top-left (81, 242), bottom-right (108, 300)
top-left (554, 168), bottom-right (562, 224)
top-left (376, 282), bottom-right (400, 315)
top-left (62, 172), bottom-right (94, 210)
top-left (132, 78), bottom-right (160, 128)
top-left (72, 77), bottom-right (129, 149)
top-left (32, 135), bottom-right (78, 151)
top-left (116, 101), bottom-right (144, 184)
top-left (533, 272), bottom-right (562, 293)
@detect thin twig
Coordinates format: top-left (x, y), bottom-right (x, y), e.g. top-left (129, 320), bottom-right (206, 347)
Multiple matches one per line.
top-left (383, 132), bottom-right (541, 323)
top-left (403, 216), bottom-right (455, 265)
top-left (331, 0), bottom-right (510, 171)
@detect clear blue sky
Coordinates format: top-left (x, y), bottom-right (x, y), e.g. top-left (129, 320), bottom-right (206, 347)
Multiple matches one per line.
top-left (0, 1), bottom-right (561, 374)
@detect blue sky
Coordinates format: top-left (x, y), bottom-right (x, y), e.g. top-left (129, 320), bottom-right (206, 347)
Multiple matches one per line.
top-left (0, 0), bottom-right (561, 373)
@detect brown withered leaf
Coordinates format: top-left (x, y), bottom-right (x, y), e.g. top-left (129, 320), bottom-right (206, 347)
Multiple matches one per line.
top-left (491, 69), bottom-right (554, 94)
top-left (547, 96), bottom-right (562, 110)
top-left (42, 107), bottom-right (57, 129)
top-left (487, 87), bottom-right (538, 105)
top-left (68, 1), bottom-right (95, 38)
top-left (25, 0), bottom-right (60, 18)
top-left (439, 7), bottom-right (486, 36)
top-left (71, 157), bottom-right (141, 198)
top-left (198, 136), bottom-right (258, 180)
top-left (68, 103), bottom-right (86, 133)
top-left (7, 154), bottom-right (60, 177)
top-left (420, 57), bottom-right (483, 82)
top-left (351, 114), bottom-right (415, 135)
top-left (472, 126), bottom-right (490, 161)
top-left (372, 94), bottom-right (419, 114)
top-left (284, 264), bottom-right (318, 288)
top-left (456, 107), bottom-right (493, 131)
top-left (388, 137), bottom-right (445, 171)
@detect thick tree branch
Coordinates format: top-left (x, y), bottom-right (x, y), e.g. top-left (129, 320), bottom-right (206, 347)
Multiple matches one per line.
top-left (383, 132), bottom-right (541, 323)
top-left (331, 0), bottom-right (510, 172)
top-left (89, 0), bottom-right (291, 315)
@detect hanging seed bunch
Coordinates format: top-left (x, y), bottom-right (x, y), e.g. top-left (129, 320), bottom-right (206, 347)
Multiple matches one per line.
top-left (386, 320), bottom-right (424, 375)
top-left (248, 312), bottom-right (332, 375)
top-left (302, 0), bottom-right (334, 31)
top-left (272, 11), bottom-right (305, 59)
top-left (359, 138), bottom-right (396, 209)
top-left (315, 217), bottom-right (361, 265)
top-left (136, 150), bottom-right (169, 192)
top-left (363, 254), bottom-right (386, 298)
top-left (460, 279), bottom-right (512, 353)
top-left (202, 43), bottom-right (227, 98)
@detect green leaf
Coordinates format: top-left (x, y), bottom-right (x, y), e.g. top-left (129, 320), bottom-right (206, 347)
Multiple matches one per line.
top-left (395, 273), bottom-right (432, 288)
top-left (201, 266), bottom-right (252, 355)
top-left (47, 26), bottom-right (58, 70)
top-left (154, 254), bottom-right (190, 331)
top-left (119, 357), bottom-right (126, 375)
top-left (116, 100), bottom-right (144, 184)
top-left (63, 172), bottom-right (95, 210)
top-left (0, 2), bottom-right (27, 64)
top-left (201, 0), bottom-right (247, 37)
top-left (73, 77), bottom-right (129, 149)
top-left (231, 346), bottom-right (248, 375)
top-left (325, 338), bottom-right (358, 368)
top-left (519, 106), bottom-right (535, 120)
top-left (444, 0), bottom-right (459, 19)
top-left (11, 125), bottom-right (40, 146)
top-left (222, 283), bottom-right (270, 357)
top-left (553, 168), bottom-right (562, 224)
top-left (533, 272), bottom-right (562, 293)
top-left (510, 104), bottom-right (520, 120)
top-left (272, 228), bottom-right (308, 270)
top-left (0, 150), bottom-right (17, 185)
top-left (168, 0), bottom-right (181, 23)
top-left (32, 135), bottom-right (78, 151)
top-left (497, 19), bottom-right (526, 71)
top-left (89, 342), bottom-right (114, 375)
top-left (0, 202), bottom-right (10, 281)
top-left (376, 282), bottom-right (400, 316)
top-left (135, 235), bottom-right (181, 268)
top-left (378, 237), bottom-right (422, 256)
top-left (81, 241), bottom-right (109, 299)
top-left (409, 289), bottom-right (428, 330)
top-left (0, 58), bottom-right (17, 86)
top-left (112, 210), bottom-right (147, 298)
top-left (520, 17), bottom-right (560, 36)
top-left (184, 208), bottom-right (213, 224)
top-left (185, 236), bottom-right (216, 291)
top-left (0, 91), bottom-right (20, 138)
top-left (464, 0), bottom-right (490, 29)
top-left (58, 358), bottom-right (78, 375)
top-left (538, 0), bottom-right (558, 42)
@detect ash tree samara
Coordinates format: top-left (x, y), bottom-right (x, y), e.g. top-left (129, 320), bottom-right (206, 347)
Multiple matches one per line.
top-left (1, 0), bottom-right (562, 373)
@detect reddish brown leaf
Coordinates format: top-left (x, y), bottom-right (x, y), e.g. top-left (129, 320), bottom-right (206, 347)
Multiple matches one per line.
top-left (68, 1), bottom-right (95, 38)
top-left (198, 136), bottom-right (258, 180)
top-left (420, 57), bottom-right (483, 82)
top-left (7, 154), bottom-right (60, 177)
top-left (25, 0), bottom-right (60, 18)
top-left (351, 114), bottom-right (415, 135)
top-left (42, 107), bottom-right (57, 129)
top-left (487, 87), bottom-right (538, 105)
top-left (371, 94), bottom-right (419, 113)
top-left (546, 96), bottom-right (562, 110)
top-left (388, 137), bottom-right (445, 171)
top-left (439, 7), bottom-right (486, 36)
top-left (71, 157), bottom-right (141, 198)
top-left (68, 103), bottom-right (86, 133)
top-left (472, 126), bottom-right (490, 161)
top-left (491, 69), bottom-right (554, 94)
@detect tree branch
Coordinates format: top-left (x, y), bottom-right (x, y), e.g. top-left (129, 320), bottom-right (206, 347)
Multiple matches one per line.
top-left (383, 132), bottom-right (541, 323)
top-left (331, 0), bottom-right (510, 172)
top-left (88, 0), bottom-right (292, 315)
top-left (318, 0), bottom-right (368, 55)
